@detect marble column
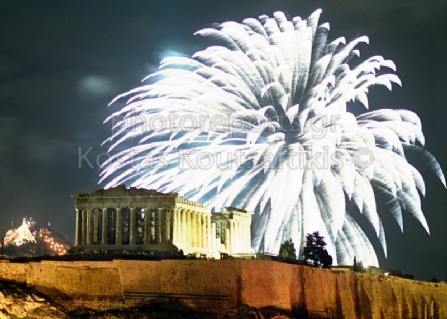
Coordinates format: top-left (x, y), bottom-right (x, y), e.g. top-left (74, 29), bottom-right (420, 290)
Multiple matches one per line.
top-left (173, 209), bottom-right (179, 246)
top-left (75, 209), bottom-right (81, 247)
top-left (101, 209), bottom-right (108, 245)
top-left (177, 209), bottom-right (182, 245)
top-left (115, 209), bottom-right (122, 245)
top-left (130, 208), bottom-right (137, 245)
top-left (81, 209), bottom-right (87, 246)
top-left (188, 211), bottom-right (193, 248)
top-left (86, 209), bottom-right (93, 245)
top-left (179, 210), bottom-right (184, 247)
top-left (206, 215), bottom-right (211, 250)
top-left (192, 212), bottom-right (197, 247)
top-left (193, 212), bottom-right (197, 248)
top-left (226, 220), bottom-right (230, 253)
top-left (226, 223), bottom-right (231, 254)
top-left (200, 214), bottom-right (205, 249)
top-left (197, 213), bottom-right (200, 248)
top-left (93, 210), bottom-right (99, 244)
top-left (183, 211), bottom-right (187, 247)
top-left (185, 211), bottom-right (189, 247)
top-left (198, 214), bottom-right (202, 249)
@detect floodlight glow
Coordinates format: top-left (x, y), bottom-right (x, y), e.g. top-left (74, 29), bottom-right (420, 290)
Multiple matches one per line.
top-left (100, 10), bottom-right (445, 266)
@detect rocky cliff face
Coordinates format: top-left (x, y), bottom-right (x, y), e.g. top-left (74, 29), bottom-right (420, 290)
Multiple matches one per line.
top-left (0, 281), bottom-right (70, 319)
top-left (0, 259), bottom-right (445, 319)
top-left (0, 281), bottom-right (287, 319)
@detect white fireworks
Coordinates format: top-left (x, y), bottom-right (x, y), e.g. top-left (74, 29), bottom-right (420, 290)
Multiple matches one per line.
top-left (100, 10), bottom-right (445, 266)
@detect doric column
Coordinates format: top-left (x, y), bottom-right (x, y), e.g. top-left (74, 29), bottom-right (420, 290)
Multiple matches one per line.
top-left (195, 212), bottom-right (199, 247)
top-left (129, 208), bottom-right (137, 245)
top-left (188, 211), bottom-right (193, 248)
top-left (115, 208), bottom-right (122, 246)
top-left (178, 209), bottom-right (182, 245)
top-left (226, 220), bottom-right (230, 253)
top-left (196, 212), bottom-right (200, 248)
top-left (202, 214), bottom-right (206, 250)
top-left (200, 214), bottom-right (204, 249)
top-left (191, 211), bottom-right (196, 247)
top-left (200, 214), bottom-right (205, 249)
top-left (198, 213), bottom-right (202, 248)
top-left (75, 209), bottom-right (81, 247)
top-left (195, 213), bottom-right (200, 248)
top-left (181, 209), bottom-right (186, 247)
top-left (92, 210), bottom-right (98, 244)
top-left (81, 209), bottom-right (87, 246)
top-left (226, 223), bottom-right (231, 254)
top-left (177, 209), bottom-right (182, 245)
top-left (86, 209), bottom-right (93, 245)
top-left (206, 215), bottom-right (211, 250)
top-left (173, 209), bottom-right (179, 246)
top-left (101, 209), bottom-right (108, 245)
top-left (185, 210), bottom-right (189, 247)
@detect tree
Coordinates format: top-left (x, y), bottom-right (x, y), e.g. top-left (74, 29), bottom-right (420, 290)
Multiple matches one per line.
top-left (278, 239), bottom-right (297, 260)
top-left (302, 231), bottom-right (332, 268)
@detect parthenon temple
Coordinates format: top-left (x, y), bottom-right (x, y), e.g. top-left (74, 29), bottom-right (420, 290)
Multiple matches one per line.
top-left (72, 186), bottom-right (253, 257)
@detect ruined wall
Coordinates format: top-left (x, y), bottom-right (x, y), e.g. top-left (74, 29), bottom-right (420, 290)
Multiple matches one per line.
top-left (25, 261), bottom-right (123, 310)
top-left (0, 259), bottom-right (445, 318)
top-left (0, 260), bottom-right (26, 283)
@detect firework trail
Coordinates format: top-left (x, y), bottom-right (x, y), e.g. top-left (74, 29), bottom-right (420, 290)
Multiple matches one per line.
top-left (100, 10), bottom-right (445, 266)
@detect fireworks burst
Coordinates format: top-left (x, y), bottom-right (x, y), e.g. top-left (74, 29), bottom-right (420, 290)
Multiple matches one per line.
top-left (100, 10), bottom-right (445, 266)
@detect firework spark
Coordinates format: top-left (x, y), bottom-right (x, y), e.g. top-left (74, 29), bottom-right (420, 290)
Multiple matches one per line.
top-left (100, 10), bottom-right (445, 266)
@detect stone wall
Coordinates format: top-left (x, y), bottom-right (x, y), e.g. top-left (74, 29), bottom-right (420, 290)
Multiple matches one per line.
top-left (0, 259), bottom-right (445, 318)
top-left (0, 260), bottom-right (26, 282)
top-left (26, 261), bottom-right (123, 310)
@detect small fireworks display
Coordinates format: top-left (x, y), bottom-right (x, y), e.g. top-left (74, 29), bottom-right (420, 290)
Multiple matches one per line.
top-left (2, 217), bottom-right (71, 257)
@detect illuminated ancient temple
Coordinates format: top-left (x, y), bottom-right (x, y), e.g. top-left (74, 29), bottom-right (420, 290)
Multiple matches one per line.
top-left (72, 186), bottom-right (252, 257)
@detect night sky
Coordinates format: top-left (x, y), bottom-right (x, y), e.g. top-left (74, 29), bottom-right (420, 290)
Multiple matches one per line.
top-left (0, 1), bottom-right (445, 280)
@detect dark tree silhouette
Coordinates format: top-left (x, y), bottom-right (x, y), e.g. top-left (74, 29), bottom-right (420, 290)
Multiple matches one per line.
top-left (302, 231), bottom-right (332, 268)
top-left (278, 238), bottom-right (297, 260)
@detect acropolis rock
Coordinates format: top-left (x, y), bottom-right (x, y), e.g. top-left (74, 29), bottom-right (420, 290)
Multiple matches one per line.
top-left (0, 259), bottom-right (445, 318)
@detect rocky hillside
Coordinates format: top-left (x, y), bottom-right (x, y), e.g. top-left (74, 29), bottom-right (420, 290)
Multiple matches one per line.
top-left (0, 280), bottom-right (291, 319)
top-left (0, 281), bottom-right (69, 318)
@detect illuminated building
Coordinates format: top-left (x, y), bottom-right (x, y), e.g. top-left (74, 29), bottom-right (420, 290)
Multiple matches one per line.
top-left (72, 186), bottom-right (252, 257)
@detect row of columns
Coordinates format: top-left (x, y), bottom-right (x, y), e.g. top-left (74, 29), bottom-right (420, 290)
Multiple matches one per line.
top-left (75, 206), bottom-right (252, 256)
top-left (228, 219), bottom-right (251, 254)
top-left (75, 207), bottom-right (170, 247)
top-left (172, 209), bottom-right (212, 252)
